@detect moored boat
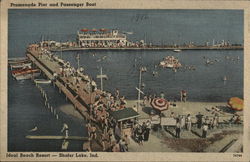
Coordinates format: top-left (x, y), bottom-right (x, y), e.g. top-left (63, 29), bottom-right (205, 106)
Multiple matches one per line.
top-left (8, 57), bottom-right (28, 64)
top-left (14, 72), bottom-right (41, 80)
top-left (34, 79), bottom-right (51, 84)
top-left (173, 49), bottom-right (182, 52)
top-left (12, 69), bottom-right (40, 80)
top-left (10, 62), bottom-right (32, 70)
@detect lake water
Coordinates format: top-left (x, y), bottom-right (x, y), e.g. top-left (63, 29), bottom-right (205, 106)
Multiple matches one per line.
top-left (8, 9), bottom-right (243, 151)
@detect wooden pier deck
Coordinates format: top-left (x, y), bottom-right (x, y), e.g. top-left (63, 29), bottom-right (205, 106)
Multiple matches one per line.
top-left (26, 47), bottom-right (108, 151)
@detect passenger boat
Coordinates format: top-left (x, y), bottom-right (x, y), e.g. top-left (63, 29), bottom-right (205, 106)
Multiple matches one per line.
top-left (34, 79), bottom-right (51, 84)
top-left (159, 56), bottom-right (182, 68)
top-left (12, 69), bottom-right (40, 80)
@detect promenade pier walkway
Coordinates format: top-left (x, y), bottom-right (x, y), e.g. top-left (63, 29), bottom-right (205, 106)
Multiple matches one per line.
top-left (26, 45), bottom-right (109, 151)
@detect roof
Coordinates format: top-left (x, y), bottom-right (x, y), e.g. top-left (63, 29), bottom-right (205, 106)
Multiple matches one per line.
top-left (109, 108), bottom-right (140, 122)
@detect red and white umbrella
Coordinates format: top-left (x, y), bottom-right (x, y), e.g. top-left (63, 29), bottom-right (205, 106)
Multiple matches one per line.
top-left (150, 98), bottom-right (169, 112)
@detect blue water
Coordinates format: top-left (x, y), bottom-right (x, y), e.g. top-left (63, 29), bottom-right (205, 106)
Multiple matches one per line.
top-left (8, 9), bottom-right (243, 151)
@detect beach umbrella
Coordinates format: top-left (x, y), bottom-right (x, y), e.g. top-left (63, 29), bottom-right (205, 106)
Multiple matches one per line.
top-left (150, 98), bottom-right (169, 112)
top-left (228, 97), bottom-right (243, 111)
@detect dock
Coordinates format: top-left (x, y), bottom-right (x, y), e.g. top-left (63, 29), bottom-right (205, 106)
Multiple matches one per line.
top-left (26, 45), bottom-right (109, 151)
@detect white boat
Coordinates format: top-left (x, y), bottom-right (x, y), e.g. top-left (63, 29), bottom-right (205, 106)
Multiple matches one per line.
top-left (15, 72), bottom-right (40, 80)
top-left (10, 62), bottom-right (32, 70)
top-left (173, 49), bottom-right (182, 52)
top-left (34, 79), bottom-right (51, 84)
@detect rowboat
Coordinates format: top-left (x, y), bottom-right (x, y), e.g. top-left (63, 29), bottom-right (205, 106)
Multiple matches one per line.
top-left (8, 57), bottom-right (28, 64)
top-left (34, 79), bottom-right (51, 84)
top-left (12, 69), bottom-right (40, 80)
top-left (10, 62), bottom-right (32, 70)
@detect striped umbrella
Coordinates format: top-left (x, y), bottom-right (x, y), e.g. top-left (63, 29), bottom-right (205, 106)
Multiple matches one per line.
top-left (150, 98), bottom-right (169, 112)
top-left (228, 97), bottom-right (243, 111)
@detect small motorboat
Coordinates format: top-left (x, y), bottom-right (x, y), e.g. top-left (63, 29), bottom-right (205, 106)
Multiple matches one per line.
top-left (34, 79), bottom-right (51, 84)
top-left (173, 49), bottom-right (182, 52)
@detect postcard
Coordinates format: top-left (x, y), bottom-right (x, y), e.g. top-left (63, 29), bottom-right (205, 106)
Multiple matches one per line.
top-left (0, 0), bottom-right (249, 161)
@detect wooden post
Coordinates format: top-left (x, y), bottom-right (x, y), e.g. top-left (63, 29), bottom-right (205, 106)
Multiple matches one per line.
top-left (56, 114), bottom-right (59, 120)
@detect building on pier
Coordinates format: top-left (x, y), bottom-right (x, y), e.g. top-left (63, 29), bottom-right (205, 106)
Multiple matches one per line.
top-left (76, 28), bottom-right (129, 48)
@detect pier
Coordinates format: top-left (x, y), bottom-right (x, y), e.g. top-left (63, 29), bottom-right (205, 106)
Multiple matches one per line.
top-left (49, 45), bottom-right (243, 52)
top-left (26, 45), bottom-right (109, 151)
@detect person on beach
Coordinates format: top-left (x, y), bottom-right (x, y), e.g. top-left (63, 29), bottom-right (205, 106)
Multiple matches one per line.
top-left (120, 139), bottom-right (127, 152)
top-left (202, 124), bottom-right (208, 138)
top-left (196, 112), bottom-right (203, 129)
top-left (160, 92), bottom-right (165, 99)
top-left (114, 124), bottom-right (121, 141)
top-left (180, 90), bottom-right (187, 102)
top-left (123, 135), bottom-right (130, 151)
top-left (175, 119), bottom-right (181, 138)
top-left (144, 120), bottom-right (151, 141)
top-left (186, 114), bottom-right (192, 131)
top-left (115, 88), bottom-right (120, 100)
top-left (180, 115), bottom-right (186, 129)
top-left (137, 127), bottom-right (144, 146)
